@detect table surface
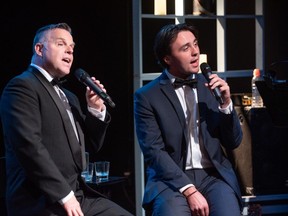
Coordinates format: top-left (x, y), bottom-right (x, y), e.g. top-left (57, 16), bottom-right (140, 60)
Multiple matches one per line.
top-left (87, 176), bottom-right (127, 187)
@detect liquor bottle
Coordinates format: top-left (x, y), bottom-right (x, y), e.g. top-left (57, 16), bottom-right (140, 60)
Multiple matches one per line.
top-left (251, 69), bottom-right (263, 108)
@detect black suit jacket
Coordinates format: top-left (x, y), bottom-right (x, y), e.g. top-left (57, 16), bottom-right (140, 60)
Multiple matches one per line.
top-left (0, 66), bottom-right (110, 215)
top-left (134, 72), bottom-right (243, 208)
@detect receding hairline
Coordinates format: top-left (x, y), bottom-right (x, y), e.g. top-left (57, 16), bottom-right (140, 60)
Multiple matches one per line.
top-left (32, 23), bottom-right (73, 52)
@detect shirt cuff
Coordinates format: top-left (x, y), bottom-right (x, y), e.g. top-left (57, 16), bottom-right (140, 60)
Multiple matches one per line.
top-left (88, 106), bottom-right (106, 121)
top-left (58, 191), bottom-right (74, 205)
top-left (219, 100), bottom-right (233, 114)
top-left (179, 184), bottom-right (195, 193)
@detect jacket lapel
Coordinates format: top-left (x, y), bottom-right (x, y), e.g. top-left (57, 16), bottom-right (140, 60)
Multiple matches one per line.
top-left (159, 73), bottom-right (186, 126)
top-left (31, 68), bottom-right (83, 170)
top-left (159, 73), bottom-right (188, 138)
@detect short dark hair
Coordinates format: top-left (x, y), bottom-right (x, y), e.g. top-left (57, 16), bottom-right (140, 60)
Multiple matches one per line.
top-left (32, 23), bottom-right (72, 53)
top-left (153, 23), bottom-right (198, 69)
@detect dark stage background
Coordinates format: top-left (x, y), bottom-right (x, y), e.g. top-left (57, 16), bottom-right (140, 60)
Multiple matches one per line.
top-left (0, 2), bottom-right (134, 175)
top-left (0, 0), bottom-right (135, 214)
top-left (0, 0), bottom-right (288, 215)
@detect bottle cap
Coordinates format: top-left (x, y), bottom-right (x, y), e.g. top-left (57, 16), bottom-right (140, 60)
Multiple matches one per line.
top-left (253, 69), bottom-right (261, 77)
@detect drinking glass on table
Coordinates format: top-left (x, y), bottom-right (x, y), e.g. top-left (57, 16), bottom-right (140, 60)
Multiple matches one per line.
top-left (81, 152), bottom-right (94, 182)
top-left (95, 161), bottom-right (110, 182)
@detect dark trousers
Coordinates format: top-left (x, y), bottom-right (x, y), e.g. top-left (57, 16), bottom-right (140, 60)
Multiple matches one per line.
top-left (79, 196), bottom-right (134, 216)
top-left (42, 190), bottom-right (134, 216)
top-left (149, 168), bottom-right (241, 216)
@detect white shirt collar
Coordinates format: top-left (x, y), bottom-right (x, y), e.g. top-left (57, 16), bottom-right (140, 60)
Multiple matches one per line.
top-left (164, 69), bottom-right (196, 84)
top-left (30, 63), bottom-right (54, 83)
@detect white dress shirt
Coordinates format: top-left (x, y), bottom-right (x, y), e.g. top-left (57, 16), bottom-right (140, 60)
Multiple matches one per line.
top-left (165, 70), bottom-right (233, 193)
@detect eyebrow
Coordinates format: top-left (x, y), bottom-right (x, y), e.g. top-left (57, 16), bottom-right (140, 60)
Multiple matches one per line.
top-left (180, 42), bottom-right (190, 49)
top-left (54, 37), bottom-right (76, 47)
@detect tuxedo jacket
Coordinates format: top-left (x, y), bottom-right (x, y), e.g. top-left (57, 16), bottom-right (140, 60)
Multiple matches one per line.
top-left (134, 72), bottom-right (243, 208)
top-left (0, 66), bottom-right (110, 215)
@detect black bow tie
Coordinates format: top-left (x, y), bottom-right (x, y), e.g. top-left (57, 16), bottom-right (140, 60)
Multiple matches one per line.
top-left (51, 78), bottom-right (67, 86)
top-left (173, 78), bottom-right (197, 88)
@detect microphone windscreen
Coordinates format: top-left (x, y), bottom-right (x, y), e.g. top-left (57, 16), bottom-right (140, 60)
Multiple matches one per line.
top-left (200, 63), bottom-right (211, 75)
top-left (74, 68), bottom-right (88, 82)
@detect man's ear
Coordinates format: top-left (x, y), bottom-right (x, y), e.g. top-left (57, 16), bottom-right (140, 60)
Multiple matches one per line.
top-left (35, 43), bottom-right (44, 57)
top-left (164, 56), bottom-right (170, 65)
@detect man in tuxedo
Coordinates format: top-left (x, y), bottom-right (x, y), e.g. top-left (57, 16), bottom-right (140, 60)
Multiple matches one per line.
top-left (134, 23), bottom-right (243, 216)
top-left (0, 23), bottom-right (132, 216)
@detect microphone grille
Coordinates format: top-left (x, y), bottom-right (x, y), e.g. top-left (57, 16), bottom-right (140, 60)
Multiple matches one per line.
top-left (200, 62), bottom-right (210, 73)
top-left (74, 68), bottom-right (88, 81)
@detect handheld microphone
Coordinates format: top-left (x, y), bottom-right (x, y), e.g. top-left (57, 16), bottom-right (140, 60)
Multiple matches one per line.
top-left (74, 68), bottom-right (116, 108)
top-left (200, 63), bottom-right (224, 105)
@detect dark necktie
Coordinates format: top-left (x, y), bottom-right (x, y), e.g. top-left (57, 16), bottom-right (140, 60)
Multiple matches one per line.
top-left (51, 79), bottom-right (79, 141)
top-left (173, 78), bottom-right (197, 88)
top-left (51, 79), bottom-right (70, 110)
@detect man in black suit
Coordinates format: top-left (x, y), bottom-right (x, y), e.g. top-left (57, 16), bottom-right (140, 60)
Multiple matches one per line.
top-left (0, 23), bottom-right (132, 216)
top-left (134, 23), bottom-right (243, 216)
